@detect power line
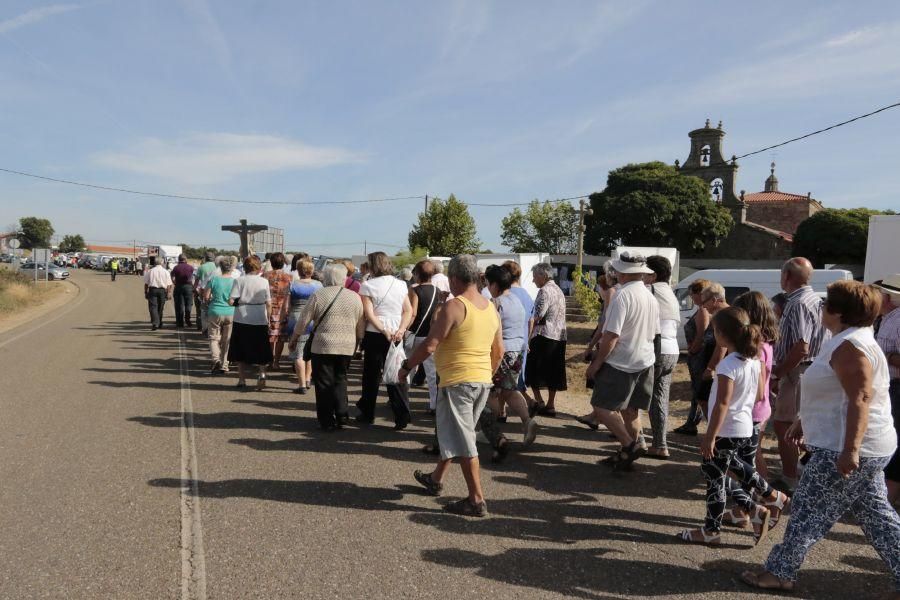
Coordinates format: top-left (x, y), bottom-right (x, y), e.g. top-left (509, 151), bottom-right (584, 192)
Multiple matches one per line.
top-left (2, 100), bottom-right (898, 208)
top-left (0, 167), bottom-right (423, 206)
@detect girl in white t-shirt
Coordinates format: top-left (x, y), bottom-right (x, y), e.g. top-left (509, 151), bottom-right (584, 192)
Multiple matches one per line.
top-left (679, 307), bottom-right (789, 546)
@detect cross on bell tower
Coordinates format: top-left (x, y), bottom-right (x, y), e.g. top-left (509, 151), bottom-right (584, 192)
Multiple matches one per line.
top-left (221, 219), bottom-right (268, 259)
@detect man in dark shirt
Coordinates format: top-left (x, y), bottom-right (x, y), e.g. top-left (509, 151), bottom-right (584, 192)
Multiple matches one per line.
top-left (171, 254), bottom-right (196, 328)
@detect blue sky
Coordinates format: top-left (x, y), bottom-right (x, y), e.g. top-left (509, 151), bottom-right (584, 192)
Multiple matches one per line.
top-left (1, 1), bottom-right (899, 254)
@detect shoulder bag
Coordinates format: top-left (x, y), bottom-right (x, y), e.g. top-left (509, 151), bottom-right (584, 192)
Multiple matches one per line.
top-left (403, 285), bottom-right (437, 354)
top-left (303, 289), bottom-right (343, 361)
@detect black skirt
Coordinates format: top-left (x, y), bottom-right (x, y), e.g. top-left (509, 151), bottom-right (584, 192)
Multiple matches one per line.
top-left (228, 322), bottom-right (274, 365)
top-left (525, 335), bottom-right (568, 391)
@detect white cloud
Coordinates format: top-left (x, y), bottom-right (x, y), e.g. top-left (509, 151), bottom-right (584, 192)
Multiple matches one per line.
top-left (824, 27), bottom-right (881, 48)
top-left (179, 0), bottom-right (234, 77)
top-left (92, 133), bottom-right (364, 185)
top-left (0, 4), bottom-right (79, 34)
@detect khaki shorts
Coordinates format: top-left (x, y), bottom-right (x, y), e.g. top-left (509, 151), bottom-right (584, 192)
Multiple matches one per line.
top-left (773, 364), bottom-right (808, 422)
top-left (590, 363), bottom-right (654, 412)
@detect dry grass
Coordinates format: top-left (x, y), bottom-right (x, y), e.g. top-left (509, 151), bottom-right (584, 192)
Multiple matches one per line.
top-left (0, 270), bottom-right (52, 314)
top-left (558, 320), bottom-right (694, 423)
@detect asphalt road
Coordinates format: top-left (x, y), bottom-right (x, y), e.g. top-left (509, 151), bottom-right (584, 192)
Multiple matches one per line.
top-left (0, 270), bottom-right (893, 599)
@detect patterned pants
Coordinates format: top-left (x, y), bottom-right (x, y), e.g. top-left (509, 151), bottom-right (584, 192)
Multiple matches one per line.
top-left (766, 448), bottom-right (900, 589)
top-left (702, 436), bottom-right (773, 532)
top-left (725, 422), bottom-right (761, 505)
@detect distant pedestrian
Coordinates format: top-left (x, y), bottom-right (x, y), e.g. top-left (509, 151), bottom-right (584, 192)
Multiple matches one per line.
top-left (204, 256), bottom-right (236, 374)
top-left (584, 251), bottom-right (658, 471)
top-left (143, 256), bottom-right (172, 330)
top-left (431, 260), bottom-right (450, 298)
top-left (403, 254), bottom-right (502, 517)
top-left (228, 255), bottom-right (273, 390)
top-left (874, 275), bottom-right (900, 505)
top-left (194, 251), bottom-right (218, 334)
top-left (341, 260), bottom-right (361, 293)
top-left (285, 258), bottom-right (322, 394)
top-left (525, 263), bottom-right (567, 417)
top-left (110, 258), bottom-right (119, 282)
top-left (289, 263), bottom-right (365, 430)
top-left (407, 259), bottom-right (440, 411)
top-left (263, 252), bottom-right (292, 370)
top-left (358, 251), bottom-right (414, 429)
top-left (642, 255), bottom-right (680, 459)
top-left (771, 257), bottom-right (829, 491)
top-left (171, 254), bottom-right (195, 328)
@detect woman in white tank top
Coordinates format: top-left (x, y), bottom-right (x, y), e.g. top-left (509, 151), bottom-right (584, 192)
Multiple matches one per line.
top-left (743, 281), bottom-right (900, 594)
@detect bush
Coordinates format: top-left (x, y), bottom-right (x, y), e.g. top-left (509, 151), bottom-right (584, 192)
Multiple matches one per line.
top-left (0, 269), bottom-right (47, 313)
top-left (572, 269), bottom-right (601, 322)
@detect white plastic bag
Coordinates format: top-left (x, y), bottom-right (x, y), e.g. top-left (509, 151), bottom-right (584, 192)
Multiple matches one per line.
top-left (382, 341), bottom-right (408, 385)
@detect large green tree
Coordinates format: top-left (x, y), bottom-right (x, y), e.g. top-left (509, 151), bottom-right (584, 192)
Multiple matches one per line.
top-left (584, 162), bottom-right (733, 255)
top-left (793, 208), bottom-right (894, 267)
top-left (408, 194), bottom-right (480, 256)
top-left (18, 217), bottom-right (54, 250)
top-left (59, 234), bottom-right (86, 253)
top-left (501, 200), bottom-right (578, 254)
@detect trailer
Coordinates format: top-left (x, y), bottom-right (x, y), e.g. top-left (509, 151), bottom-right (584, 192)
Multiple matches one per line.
top-left (864, 214), bottom-right (900, 283)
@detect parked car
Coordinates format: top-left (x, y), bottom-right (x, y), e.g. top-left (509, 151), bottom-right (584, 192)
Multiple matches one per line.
top-left (18, 262), bottom-right (70, 280)
top-left (0, 254), bottom-right (13, 263)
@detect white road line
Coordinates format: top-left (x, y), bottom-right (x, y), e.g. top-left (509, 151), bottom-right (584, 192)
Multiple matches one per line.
top-left (177, 330), bottom-right (207, 600)
top-left (0, 280), bottom-right (88, 350)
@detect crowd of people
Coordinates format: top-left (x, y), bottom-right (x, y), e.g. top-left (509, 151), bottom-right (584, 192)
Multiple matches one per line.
top-left (139, 248), bottom-right (900, 596)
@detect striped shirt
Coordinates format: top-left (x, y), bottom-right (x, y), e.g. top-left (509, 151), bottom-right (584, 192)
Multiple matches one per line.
top-left (876, 306), bottom-right (900, 380)
top-left (774, 285), bottom-right (829, 365)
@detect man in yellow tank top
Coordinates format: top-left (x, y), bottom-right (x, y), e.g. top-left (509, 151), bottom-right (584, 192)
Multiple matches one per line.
top-left (399, 254), bottom-right (502, 517)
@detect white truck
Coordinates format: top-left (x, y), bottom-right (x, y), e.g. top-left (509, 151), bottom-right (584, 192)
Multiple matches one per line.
top-left (148, 244), bottom-right (183, 269)
top-left (864, 214), bottom-right (900, 283)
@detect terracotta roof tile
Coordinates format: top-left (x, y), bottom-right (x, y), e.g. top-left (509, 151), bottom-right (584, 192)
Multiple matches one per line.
top-left (743, 191), bottom-right (811, 204)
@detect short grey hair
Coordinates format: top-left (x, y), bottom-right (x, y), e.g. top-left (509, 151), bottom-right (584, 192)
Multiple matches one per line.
top-left (448, 254), bottom-right (479, 285)
top-left (399, 267), bottom-right (413, 281)
top-left (220, 256), bottom-right (234, 273)
top-left (532, 262), bottom-right (553, 279)
top-left (323, 263), bottom-right (348, 287)
top-left (431, 259), bottom-right (444, 274)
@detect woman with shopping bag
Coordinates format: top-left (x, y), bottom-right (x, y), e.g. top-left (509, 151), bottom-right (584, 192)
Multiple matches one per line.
top-left (357, 252), bottom-right (414, 429)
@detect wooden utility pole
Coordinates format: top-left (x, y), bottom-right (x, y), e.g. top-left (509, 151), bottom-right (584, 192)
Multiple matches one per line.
top-left (576, 198), bottom-right (593, 275)
top-left (221, 219), bottom-right (268, 259)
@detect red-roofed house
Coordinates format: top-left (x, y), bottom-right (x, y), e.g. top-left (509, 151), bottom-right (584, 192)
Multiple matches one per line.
top-left (742, 163), bottom-right (823, 235)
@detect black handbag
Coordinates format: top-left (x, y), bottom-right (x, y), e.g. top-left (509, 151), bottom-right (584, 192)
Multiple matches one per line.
top-left (303, 289), bottom-right (342, 361)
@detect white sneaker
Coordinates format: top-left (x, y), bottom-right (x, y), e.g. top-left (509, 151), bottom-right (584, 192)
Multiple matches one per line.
top-left (523, 419), bottom-right (538, 447)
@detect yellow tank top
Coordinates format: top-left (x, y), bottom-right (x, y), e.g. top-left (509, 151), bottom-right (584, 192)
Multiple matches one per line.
top-left (434, 295), bottom-right (500, 388)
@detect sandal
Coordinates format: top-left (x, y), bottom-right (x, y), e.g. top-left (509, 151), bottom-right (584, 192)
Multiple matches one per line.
top-left (413, 470), bottom-right (443, 496)
top-left (740, 570), bottom-right (795, 592)
top-left (722, 508), bottom-right (750, 529)
top-left (491, 438), bottom-right (510, 463)
top-left (676, 527), bottom-right (721, 545)
top-left (538, 406), bottom-right (557, 417)
top-left (528, 400), bottom-right (545, 419)
top-left (614, 441), bottom-right (646, 472)
top-left (645, 448), bottom-right (670, 460)
top-left (575, 415), bottom-right (599, 430)
top-left (443, 497), bottom-right (488, 517)
top-left (762, 490), bottom-right (791, 528)
top-left (750, 505), bottom-right (771, 546)
top-left (256, 376), bottom-right (267, 391)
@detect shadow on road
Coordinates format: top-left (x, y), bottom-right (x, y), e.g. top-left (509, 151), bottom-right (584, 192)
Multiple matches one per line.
top-left (148, 477), bottom-right (439, 514)
top-left (422, 546), bottom-right (732, 599)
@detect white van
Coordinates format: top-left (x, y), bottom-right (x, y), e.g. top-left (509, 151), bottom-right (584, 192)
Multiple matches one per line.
top-left (674, 269), bottom-right (853, 350)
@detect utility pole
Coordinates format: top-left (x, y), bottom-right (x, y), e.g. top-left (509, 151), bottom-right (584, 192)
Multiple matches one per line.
top-left (424, 195), bottom-right (429, 212)
top-left (576, 198), bottom-right (593, 276)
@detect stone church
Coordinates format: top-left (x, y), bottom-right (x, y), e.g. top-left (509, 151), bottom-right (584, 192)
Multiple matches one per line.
top-left (677, 120), bottom-right (822, 260)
